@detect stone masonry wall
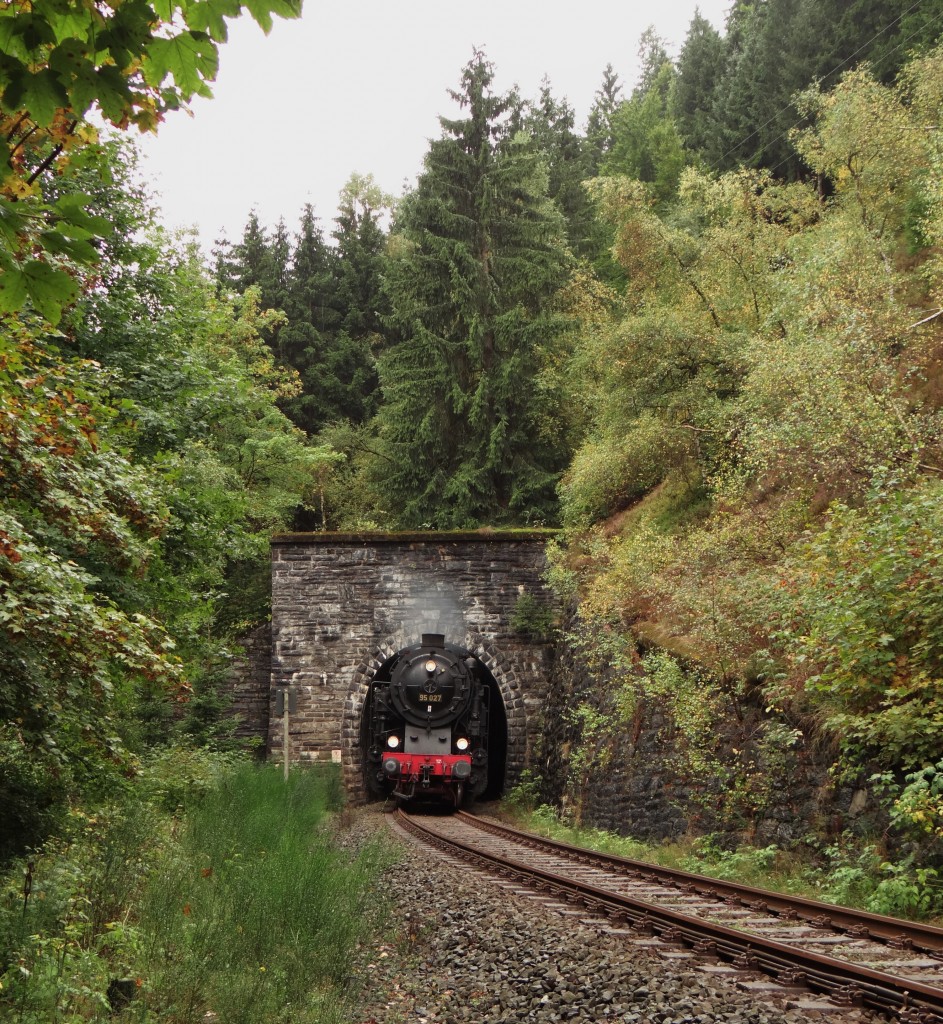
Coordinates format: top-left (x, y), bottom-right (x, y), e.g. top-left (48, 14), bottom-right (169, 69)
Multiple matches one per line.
top-left (225, 623), bottom-right (271, 749)
top-left (537, 608), bottom-right (873, 844)
top-left (269, 532), bottom-right (557, 801)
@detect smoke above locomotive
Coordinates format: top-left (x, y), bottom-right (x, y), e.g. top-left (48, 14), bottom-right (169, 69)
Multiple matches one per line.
top-left (365, 634), bottom-right (490, 808)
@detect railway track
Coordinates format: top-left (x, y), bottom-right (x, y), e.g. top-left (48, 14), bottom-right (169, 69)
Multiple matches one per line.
top-left (394, 809), bottom-right (943, 1023)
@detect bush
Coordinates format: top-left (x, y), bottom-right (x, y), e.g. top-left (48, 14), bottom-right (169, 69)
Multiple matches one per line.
top-left (0, 760), bottom-right (389, 1024)
top-left (560, 413), bottom-right (680, 526)
top-left (774, 479), bottom-right (943, 771)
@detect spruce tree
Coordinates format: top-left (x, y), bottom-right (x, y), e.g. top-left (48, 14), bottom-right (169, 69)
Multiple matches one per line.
top-left (266, 216), bottom-right (292, 312)
top-left (211, 232), bottom-right (240, 296)
top-left (605, 61), bottom-right (686, 204)
top-left (674, 10), bottom-right (729, 156)
top-left (277, 204), bottom-right (342, 434)
top-left (333, 174), bottom-right (389, 349)
top-left (375, 51), bottom-right (572, 528)
top-left (584, 63), bottom-right (623, 175)
top-left (234, 210), bottom-right (270, 293)
top-left (525, 79), bottom-right (596, 259)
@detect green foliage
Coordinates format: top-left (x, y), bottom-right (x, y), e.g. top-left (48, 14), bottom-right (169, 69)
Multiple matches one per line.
top-left (678, 836), bottom-right (781, 884)
top-left (882, 762), bottom-right (943, 843)
top-left (773, 481), bottom-right (943, 771)
top-left (1, 140), bottom-right (329, 855)
top-left (0, 335), bottom-right (179, 856)
top-left (687, 0), bottom-right (942, 176)
top-left (813, 834), bottom-right (943, 920)
top-left (557, 50), bottom-right (943, 823)
top-left (0, 0), bottom-right (301, 324)
top-left (564, 701), bottom-right (613, 781)
top-left (0, 759), bottom-right (389, 1024)
top-left (560, 413), bottom-right (680, 525)
top-left (604, 62), bottom-right (686, 205)
top-left (504, 768), bottom-right (543, 812)
top-left (509, 591), bottom-right (557, 640)
top-left (562, 166), bottom-right (817, 530)
top-left (134, 763), bottom-right (381, 1024)
top-left (223, 182), bottom-right (388, 448)
top-left (373, 50), bottom-right (573, 528)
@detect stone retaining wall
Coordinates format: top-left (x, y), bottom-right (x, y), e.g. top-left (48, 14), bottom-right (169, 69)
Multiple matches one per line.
top-left (537, 608), bottom-right (871, 844)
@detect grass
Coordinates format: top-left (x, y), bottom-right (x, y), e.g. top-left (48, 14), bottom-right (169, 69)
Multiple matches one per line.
top-left (0, 755), bottom-right (393, 1024)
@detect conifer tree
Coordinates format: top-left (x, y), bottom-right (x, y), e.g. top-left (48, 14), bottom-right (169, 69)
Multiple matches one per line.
top-left (375, 51), bottom-right (572, 528)
top-left (605, 62), bottom-right (686, 204)
top-left (276, 204), bottom-right (342, 434)
top-left (333, 174), bottom-right (389, 348)
top-left (584, 63), bottom-right (623, 175)
top-left (234, 210), bottom-right (270, 293)
top-left (267, 216), bottom-right (292, 311)
top-left (211, 232), bottom-right (240, 296)
top-left (674, 10), bottom-right (728, 156)
top-left (525, 80), bottom-right (596, 258)
top-left (633, 26), bottom-right (672, 98)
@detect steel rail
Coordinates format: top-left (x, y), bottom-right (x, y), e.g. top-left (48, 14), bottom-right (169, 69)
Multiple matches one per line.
top-left (396, 811), bottom-right (943, 1023)
top-left (457, 812), bottom-right (943, 955)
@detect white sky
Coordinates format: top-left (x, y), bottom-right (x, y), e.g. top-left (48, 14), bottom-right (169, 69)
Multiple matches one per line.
top-left (137, 0), bottom-right (731, 250)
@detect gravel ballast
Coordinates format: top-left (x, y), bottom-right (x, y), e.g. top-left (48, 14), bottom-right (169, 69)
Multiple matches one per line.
top-left (342, 809), bottom-right (877, 1024)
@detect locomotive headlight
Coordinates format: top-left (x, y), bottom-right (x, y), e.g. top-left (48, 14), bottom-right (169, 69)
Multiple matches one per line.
top-left (424, 659), bottom-right (437, 673)
top-left (455, 737), bottom-right (470, 751)
top-left (387, 735), bottom-right (401, 749)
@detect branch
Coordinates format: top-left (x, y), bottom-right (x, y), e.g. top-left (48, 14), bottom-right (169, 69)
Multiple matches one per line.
top-left (908, 308), bottom-right (943, 329)
top-left (25, 120), bottom-right (79, 188)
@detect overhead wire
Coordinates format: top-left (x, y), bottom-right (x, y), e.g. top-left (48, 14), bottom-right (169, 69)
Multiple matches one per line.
top-left (760, 3), bottom-right (943, 182)
top-left (706, 0), bottom-right (939, 175)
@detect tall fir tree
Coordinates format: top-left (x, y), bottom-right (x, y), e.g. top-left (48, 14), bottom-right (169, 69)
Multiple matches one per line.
top-left (674, 10), bottom-right (729, 156)
top-left (605, 61), bottom-right (686, 204)
top-left (375, 51), bottom-right (572, 528)
top-left (277, 204), bottom-right (342, 434)
top-left (524, 79), bottom-right (597, 259)
top-left (584, 63), bottom-right (623, 176)
top-left (703, 0), bottom-right (943, 176)
top-left (333, 173), bottom-right (389, 347)
top-left (234, 209), bottom-right (270, 293)
top-left (266, 216), bottom-right (292, 311)
top-left (211, 232), bottom-right (240, 296)
top-left (633, 26), bottom-right (672, 98)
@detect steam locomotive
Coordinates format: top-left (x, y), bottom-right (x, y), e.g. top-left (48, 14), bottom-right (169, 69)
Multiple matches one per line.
top-left (365, 634), bottom-right (489, 808)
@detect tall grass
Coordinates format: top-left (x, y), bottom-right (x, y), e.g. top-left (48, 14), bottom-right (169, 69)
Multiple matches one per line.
top-left (0, 757), bottom-right (391, 1024)
top-left (135, 763), bottom-right (385, 1024)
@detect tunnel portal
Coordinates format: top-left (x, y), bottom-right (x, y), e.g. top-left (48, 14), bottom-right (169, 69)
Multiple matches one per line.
top-left (268, 531), bottom-right (556, 801)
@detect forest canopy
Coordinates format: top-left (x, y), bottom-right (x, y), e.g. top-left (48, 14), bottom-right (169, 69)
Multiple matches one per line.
top-left (2, 0), bottom-right (943, 892)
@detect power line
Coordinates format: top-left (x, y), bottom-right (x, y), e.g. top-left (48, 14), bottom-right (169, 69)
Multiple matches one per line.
top-left (709, 0), bottom-right (933, 173)
top-left (759, 4), bottom-right (943, 182)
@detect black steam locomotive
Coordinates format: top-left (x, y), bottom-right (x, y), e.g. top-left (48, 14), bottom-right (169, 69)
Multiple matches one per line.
top-left (365, 634), bottom-right (489, 808)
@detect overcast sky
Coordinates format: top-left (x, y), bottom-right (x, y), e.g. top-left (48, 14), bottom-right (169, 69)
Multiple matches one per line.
top-left (137, 0), bottom-right (732, 250)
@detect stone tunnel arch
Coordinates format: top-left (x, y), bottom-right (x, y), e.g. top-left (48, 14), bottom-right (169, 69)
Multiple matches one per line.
top-left (342, 632), bottom-right (525, 801)
top-left (268, 531), bottom-right (556, 801)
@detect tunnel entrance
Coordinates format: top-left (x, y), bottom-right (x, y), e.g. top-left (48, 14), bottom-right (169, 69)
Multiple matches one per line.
top-left (360, 639), bottom-right (508, 804)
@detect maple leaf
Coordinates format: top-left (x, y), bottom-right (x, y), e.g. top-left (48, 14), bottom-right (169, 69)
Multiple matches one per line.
top-left (143, 31), bottom-right (219, 99)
